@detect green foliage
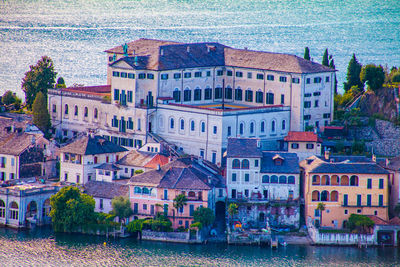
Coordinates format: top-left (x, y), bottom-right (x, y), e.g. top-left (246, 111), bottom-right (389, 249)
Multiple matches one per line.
top-left (22, 56), bottom-right (57, 109)
top-left (304, 47), bottom-right (310, 61)
top-left (305, 125), bottom-right (314, 132)
top-left (317, 202), bottom-right (325, 227)
top-left (228, 203), bottom-right (238, 217)
top-left (49, 186), bottom-right (96, 232)
top-left (56, 77), bottom-right (66, 88)
top-left (193, 207), bottom-right (215, 227)
top-left (360, 64), bottom-right (385, 92)
top-left (343, 108), bottom-right (362, 126)
top-left (322, 48), bottom-right (329, 67)
top-left (142, 215), bottom-right (173, 232)
top-left (134, 169), bottom-right (144, 175)
top-left (176, 226), bottom-right (187, 232)
top-left (344, 54), bottom-right (363, 92)
top-left (190, 221), bottom-right (203, 230)
top-left (173, 194), bottom-right (188, 214)
top-left (111, 196), bottom-right (133, 224)
top-left (32, 91), bottom-right (51, 135)
top-left (127, 219), bottom-right (146, 233)
top-left (347, 214), bottom-right (375, 233)
top-left (2, 91), bottom-right (16, 105)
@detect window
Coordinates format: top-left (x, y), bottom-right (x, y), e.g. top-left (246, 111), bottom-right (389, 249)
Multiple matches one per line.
top-left (247, 72), bottom-right (252, 79)
top-left (231, 189), bottom-right (237, 199)
top-left (241, 159), bottom-right (249, 169)
top-left (325, 76), bottom-right (330, 82)
top-left (279, 76), bottom-right (287, 82)
top-left (245, 90), bottom-right (253, 102)
top-left (225, 87), bottom-right (233, 99)
top-left (99, 199), bottom-right (104, 210)
top-left (235, 88), bottom-right (243, 101)
top-left (314, 100), bottom-right (319, 107)
top-left (266, 93), bottom-right (274, 104)
top-left (194, 88), bottom-right (201, 101)
top-left (190, 120), bottom-right (195, 131)
top-left (174, 73), bottom-right (181, 79)
top-left (161, 74), bottom-right (168, 80)
top-left (288, 176), bottom-right (295, 184)
top-left (256, 91), bottom-right (263, 103)
top-left (227, 70), bottom-right (233, 76)
top-left (271, 175), bottom-right (278, 183)
top-left (282, 120), bottom-right (286, 130)
top-left (304, 101), bottom-right (311, 108)
top-left (74, 106), bottom-right (78, 116)
top-left (216, 70), bottom-right (223, 76)
top-left (306, 78), bottom-right (311, 84)
top-left (314, 77), bottom-right (322, 83)
top-left (279, 176), bottom-right (287, 184)
top-left (213, 126), bottom-right (217, 134)
top-left (304, 93), bottom-right (312, 97)
top-left (227, 126), bottom-right (231, 136)
top-left (147, 73), bottom-right (154, 79)
top-left (304, 115), bottom-right (311, 120)
top-left (367, 195), bottom-right (371, 207)
top-left (239, 123), bottom-right (244, 135)
top-left (164, 189), bottom-right (168, 200)
top-left (138, 73), bottom-right (146, 79)
top-left (173, 90), bottom-right (181, 102)
top-left (112, 71), bottom-right (120, 77)
top-left (180, 119), bottom-right (185, 130)
top-left (236, 71), bottom-right (243, 78)
top-left (255, 159), bottom-right (259, 167)
top-left (184, 72), bottom-right (191, 78)
top-left (201, 122), bottom-right (206, 133)
top-left (11, 158), bottom-right (14, 166)
top-left (262, 175), bottom-right (269, 183)
top-left (256, 73), bottom-right (264, 80)
top-left (357, 195), bottom-right (362, 206)
top-left (189, 205), bottom-right (195, 216)
top-left (64, 104), bottom-right (69, 115)
top-left (232, 159), bottom-right (240, 169)
top-left (313, 91), bottom-right (321, 96)
top-left (52, 104), bottom-right (56, 113)
top-left (267, 74), bottom-right (274, 81)
top-left (343, 194), bottom-right (348, 206)
top-left (292, 77), bottom-right (300, 83)
top-left (232, 173), bottom-right (237, 182)
top-left (281, 94), bottom-right (285, 104)
top-left (0, 200), bottom-right (5, 218)
top-left (195, 71), bottom-right (202, 78)
top-left (379, 195), bottom-right (384, 206)
top-left (271, 120), bottom-right (276, 132)
top-left (212, 152), bottom-right (216, 164)
top-left (206, 71), bottom-right (211, 77)
top-left (291, 143), bottom-right (299, 149)
top-left (204, 88), bottom-right (212, 100)
top-left (128, 73), bottom-right (135, 79)
top-left (170, 118), bottom-right (175, 129)
top-left (379, 179), bottom-right (384, 189)
top-left (121, 72), bottom-right (127, 78)
top-left (367, 178), bottom-right (372, 189)
top-left (245, 174), bottom-right (249, 182)
top-left (9, 202), bottom-right (18, 220)
top-left (214, 87), bottom-right (222, 99)
top-left (306, 143), bottom-right (314, 149)
top-left (84, 107), bottom-right (88, 118)
top-left (323, 113), bottom-right (331, 119)
top-left (249, 122), bottom-right (255, 135)
top-left (183, 89), bottom-right (191, 101)
top-left (200, 149), bottom-right (205, 158)
top-left (114, 89), bottom-right (119, 101)
top-left (127, 91), bottom-right (133, 103)
top-left (137, 118), bottom-right (141, 131)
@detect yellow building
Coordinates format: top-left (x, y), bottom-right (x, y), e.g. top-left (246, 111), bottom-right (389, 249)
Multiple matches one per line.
top-left (301, 156), bottom-right (389, 229)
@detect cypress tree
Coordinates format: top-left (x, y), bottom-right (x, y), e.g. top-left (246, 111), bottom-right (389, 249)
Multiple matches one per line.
top-left (322, 48), bottom-right (329, 67)
top-left (329, 57), bottom-right (338, 95)
top-left (32, 91), bottom-right (51, 135)
top-left (344, 54), bottom-right (363, 92)
top-left (304, 47), bottom-right (310, 60)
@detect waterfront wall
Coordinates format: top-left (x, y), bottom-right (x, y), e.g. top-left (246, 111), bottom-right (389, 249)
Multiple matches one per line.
top-left (141, 230), bottom-right (201, 243)
top-left (308, 225), bottom-right (375, 246)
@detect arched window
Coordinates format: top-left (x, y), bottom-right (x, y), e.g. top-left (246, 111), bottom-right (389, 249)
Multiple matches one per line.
top-left (173, 89), bottom-right (181, 102)
top-left (250, 122), bottom-right (255, 135)
top-left (239, 123), bottom-right (244, 135)
top-left (245, 89), bottom-right (253, 102)
top-left (271, 175), bottom-right (278, 183)
top-left (225, 86), bottom-right (233, 99)
top-left (262, 175), bottom-right (269, 183)
top-left (94, 108), bottom-right (98, 119)
top-left (64, 104), bottom-right (69, 115)
top-left (201, 121), bottom-right (206, 133)
top-left (341, 175), bottom-right (349, 186)
top-left (232, 159), bottom-right (240, 169)
top-left (271, 120), bottom-right (276, 132)
top-left (241, 159), bottom-right (249, 169)
top-left (190, 120), bottom-right (195, 131)
top-left (180, 119), bottom-right (185, 130)
top-left (312, 191), bottom-right (320, 201)
top-left (194, 88), bottom-right (202, 101)
top-left (321, 190), bottom-right (330, 201)
top-left (266, 92), bottom-right (274, 104)
top-left (74, 106), bottom-right (78, 116)
top-left (331, 175), bottom-right (339, 185)
top-left (204, 87), bottom-right (212, 100)
top-left (260, 121), bottom-right (265, 133)
top-left (279, 175), bottom-right (287, 184)
top-left (331, 191), bottom-right (338, 202)
top-left (235, 87), bottom-right (242, 101)
top-left (9, 201), bottom-right (18, 220)
top-left (288, 176), bottom-right (295, 184)
top-left (312, 175), bottom-right (320, 185)
top-left (142, 187), bottom-right (150, 194)
top-left (183, 88), bottom-right (191, 102)
top-left (322, 175), bottom-right (330, 185)
top-left (134, 187), bottom-right (142, 194)
top-left (188, 191), bottom-right (196, 198)
top-left (0, 199), bottom-right (5, 218)
top-left (282, 120), bottom-right (286, 130)
top-left (350, 175), bottom-right (359, 186)
top-left (170, 118), bottom-right (175, 129)
top-left (256, 91), bottom-right (263, 103)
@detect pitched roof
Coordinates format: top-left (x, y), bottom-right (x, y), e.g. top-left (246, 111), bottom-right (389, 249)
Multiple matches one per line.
top-left (389, 217), bottom-right (400, 225)
top-left (226, 138), bottom-right (262, 158)
top-left (117, 150), bottom-right (169, 169)
top-left (94, 163), bottom-right (121, 171)
top-left (0, 132), bottom-right (35, 155)
top-left (159, 167), bottom-right (211, 190)
top-left (365, 215), bottom-right (389, 225)
top-left (84, 181), bottom-right (129, 199)
top-left (62, 85), bottom-right (111, 96)
top-left (144, 154), bottom-right (170, 169)
top-left (260, 152), bottom-right (300, 174)
top-left (309, 162), bottom-right (389, 174)
top-left (284, 131), bottom-right (321, 142)
top-left (106, 38), bottom-right (335, 74)
top-left (59, 135), bottom-right (127, 155)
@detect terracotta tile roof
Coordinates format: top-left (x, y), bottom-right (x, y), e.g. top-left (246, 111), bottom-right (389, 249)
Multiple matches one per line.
top-left (284, 131), bottom-right (320, 142)
top-left (84, 181), bottom-right (129, 199)
top-left (144, 154), bottom-right (169, 169)
top-left (365, 215), bottom-right (389, 225)
top-left (389, 217), bottom-right (400, 225)
top-left (62, 85), bottom-right (111, 96)
top-left (0, 132), bottom-right (35, 156)
top-left (59, 135), bottom-right (127, 155)
top-left (117, 150), bottom-right (168, 169)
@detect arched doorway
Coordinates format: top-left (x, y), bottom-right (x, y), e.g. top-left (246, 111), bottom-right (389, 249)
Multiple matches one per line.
top-left (215, 201), bottom-right (226, 235)
top-left (26, 201), bottom-right (37, 219)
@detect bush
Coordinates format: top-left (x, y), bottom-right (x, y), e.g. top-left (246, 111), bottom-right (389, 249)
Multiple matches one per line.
top-left (347, 214), bottom-right (375, 233)
top-left (176, 226), bottom-right (187, 232)
top-left (190, 222), bottom-right (203, 230)
top-left (134, 169), bottom-right (144, 175)
top-left (127, 219), bottom-right (146, 233)
top-left (141, 216), bottom-right (173, 232)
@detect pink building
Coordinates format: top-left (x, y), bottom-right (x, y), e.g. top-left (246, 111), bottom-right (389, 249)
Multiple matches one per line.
top-left (128, 157), bottom-right (226, 229)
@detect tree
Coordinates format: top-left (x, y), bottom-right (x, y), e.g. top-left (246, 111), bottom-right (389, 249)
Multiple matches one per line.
top-left (111, 196), bottom-right (133, 225)
top-left (32, 91), bottom-right (51, 135)
top-left (317, 202), bottom-right (325, 227)
top-left (22, 56), bottom-right (57, 109)
top-left (347, 214), bottom-right (375, 233)
top-left (173, 194), bottom-right (188, 219)
top-left (360, 64), bottom-right (385, 92)
top-left (344, 54), bottom-right (363, 92)
top-left (49, 186), bottom-right (95, 232)
top-left (2, 91), bottom-right (16, 105)
top-left (304, 47), bottom-right (310, 61)
top-left (56, 77), bottom-right (66, 88)
top-left (322, 48), bottom-right (329, 67)
top-left (228, 203), bottom-right (238, 225)
top-left (329, 55), bottom-right (338, 94)
top-left (193, 207), bottom-right (215, 227)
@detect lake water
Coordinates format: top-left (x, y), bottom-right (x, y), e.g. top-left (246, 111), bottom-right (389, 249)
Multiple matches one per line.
top-left (1, 0), bottom-right (400, 98)
top-left (0, 227), bottom-right (399, 266)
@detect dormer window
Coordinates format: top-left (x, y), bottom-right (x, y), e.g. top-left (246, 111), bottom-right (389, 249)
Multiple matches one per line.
top-left (272, 154), bottom-right (284, 166)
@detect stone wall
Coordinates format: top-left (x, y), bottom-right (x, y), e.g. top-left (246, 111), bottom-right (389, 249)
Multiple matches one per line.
top-left (141, 230), bottom-right (201, 243)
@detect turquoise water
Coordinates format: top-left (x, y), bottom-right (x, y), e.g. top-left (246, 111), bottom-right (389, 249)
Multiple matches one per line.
top-left (0, 227), bottom-right (399, 266)
top-left (1, 0), bottom-right (400, 98)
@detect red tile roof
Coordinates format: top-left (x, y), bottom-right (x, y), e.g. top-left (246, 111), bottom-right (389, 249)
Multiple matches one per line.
top-left (62, 85), bottom-right (111, 96)
top-left (144, 154), bottom-right (170, 169)
top-left (389, 217), bottom-right (400, 225)
top-left (365, 215), bottom-right (389, 225)
top-left (284, 131), bottom-right (321, 142)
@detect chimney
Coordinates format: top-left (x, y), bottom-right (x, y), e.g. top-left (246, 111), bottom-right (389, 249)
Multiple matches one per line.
top-left (160, 49), bottom-right (164, 56)
top-left (134, 56), bottom-right (138, 66)
top-left (324, 149), bottom-right (330, 161)
top-left (372, 154), bottom-right (376, 162)
top-left (256, 140), bottom-right (261, 148)
top-left (186, 46), bottom-right (190, 53)
top-left (156, 164), bottom-right (161, 171)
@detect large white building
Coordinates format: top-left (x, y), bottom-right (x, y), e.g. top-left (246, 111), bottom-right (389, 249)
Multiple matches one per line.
top-left (49, 38), bottom-right (335, 166)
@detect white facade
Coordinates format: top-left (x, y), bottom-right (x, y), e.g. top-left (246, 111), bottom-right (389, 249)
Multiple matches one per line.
top-left (287, 140), bottom-right (322, 162)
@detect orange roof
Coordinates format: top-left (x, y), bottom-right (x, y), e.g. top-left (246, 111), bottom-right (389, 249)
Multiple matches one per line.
top-left (389, 217), bottom-right (400, 225)
top-left (62, 85), bottom-right (111, 96)
top-left (284, 131), bottom-right (321, 142)
top-left (365, 215), bottom-right (389, 225)
top-left (144, 154), bottom-right (169, 169)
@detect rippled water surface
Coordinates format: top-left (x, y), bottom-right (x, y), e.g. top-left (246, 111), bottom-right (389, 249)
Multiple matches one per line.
top-left (0, 227), bottom-right (399, 266)
top-left (1, 0), bottom-right (400, 98)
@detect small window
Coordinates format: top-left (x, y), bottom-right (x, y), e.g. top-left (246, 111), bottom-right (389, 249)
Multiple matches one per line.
top-left (314, 77), bottom-right (322, 83)
top-left (256, 73), bottom-right (264, 80)
top-left (367, 178), bottom-right (372, 189)
top-left (227, 70), bottom-right (233, 76)
top-left (314, 100), bottom-right (319, 107)
top-left (313, 92), bottom-right (321, 96)
top-left (201, 122), bottom-right (206, 133)
top-left (227, 126), bottom-right (231, 136)
top-left (112, 71), bottom-right (120, 77)
top-left (194, 88), bottom-right (201, 101)
top-left (180, 119), bottom-right (185, 130)
top-left (291, 143), bottom-right (299, 149)
top-left (138, 73), bottom-right (146, 79)
top-left (147, 73), bottom-right (154, 79)
top-left (194, 71), bottom-right (202, 78)
top-left (232, 173), bottom-right (237, 182)
top-left (247, 72), bottom-right (252, 79)
top-left (204, 88), bottom-right (212, 100)
top-left (213, 126), bottom-right (217, 134)
top-left (304, 115), bottom-right (311, 120)
top-left (121, 72), bottom-right (127, 78)
top-left (292, 77), bottom-right (300, 83)
top-left (304, 101), bottom-right (311, 108)
top-left (235, 71), bottom-right (243, 78)
top-left (325, 76), bottom-right (330, 82)
top-left (255, 160), bottom-right (259, 167)
top-left (183, 89), bottom-right (191, 102)
top-left (306, 78), bottom-right (311, 84)
top-left (379, 179), bottom-right (384, 189)
top-left (279, 76), bottom-right (287, 82)
top-left (216, 70), bottom-right (223, 76)
top-left (174, 73), bottom-right (181, 79)
top-left (281, 94), bottom-right (285, 105)
top-left (52, 104), bottom-right (56, 113)
top-left (170, 118), bottom-right (175, 129)
top-left (235, 88), bottom-right (243, 101)
top-left (245, 174), bottom-right (249, 182)
top-left (245, 90), bottom-right (253, 102)
top-left (128, 73), bottom-right (135, 79)
top-left (306, 143), bottom-right (314, 149)
top-left (161, 74), bottom-right (169, 80)
top-left (206, 71), bottom-right (211, 77)
top-left (266, 93), bottom-right (274, 104)
top-left (304, 93), bottom-right (312, 97)
top-left (184, 72), bottom-right (191, 78)
top-left (267, 74), bottom-right (274, 81)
